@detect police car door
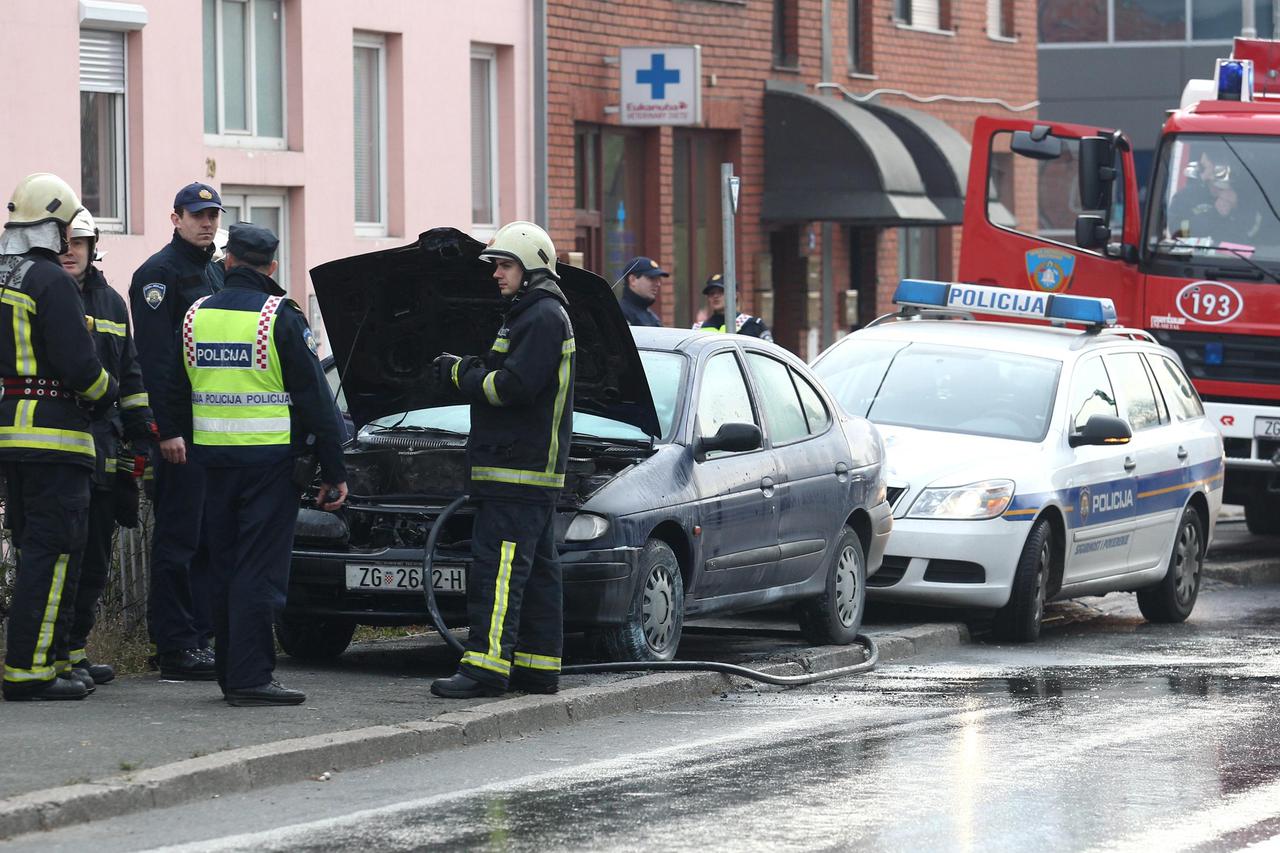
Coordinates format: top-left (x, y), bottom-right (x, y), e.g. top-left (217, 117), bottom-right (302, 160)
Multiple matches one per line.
top-left (1062, 355), bottom-right (1138, 581)
top-left (1104, 351), bottom-right (1184, 570)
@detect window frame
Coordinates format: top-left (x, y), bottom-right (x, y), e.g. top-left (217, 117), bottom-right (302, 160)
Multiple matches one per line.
top-left (203, 0), bottom-right (287, 149)
top-left (1039, 0), bottom-right (1275, 46)
top-left (694, 347), bottom-right (763, 456)
top-left (987, 0), bottom-right (1017, 41)
top-left (1103, 350), bottom-right (1167, 433)
top-left (220, 187), bottom-right (290, 292)
top-left (353, 31), bottom-right (388, 236)
top-left (772, 0), bottom-right (799, 68)
top-left (745, 352), bottom-right (812, 447)
top-left (470, 45), bottom-right (500, 236)
top-left (79, 28), bottom-right (129, 232)
top-left (847, 0), bottom-right (871, 75)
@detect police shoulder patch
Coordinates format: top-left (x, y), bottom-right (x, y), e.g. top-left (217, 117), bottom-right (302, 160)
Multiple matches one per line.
top-left (303, 327), bottom-right (319, 356)
top-left (142, 283), bottom-right (166, 309)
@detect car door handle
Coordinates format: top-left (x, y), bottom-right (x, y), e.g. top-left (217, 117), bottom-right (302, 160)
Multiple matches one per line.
top-left (760, 476), bottom-right (775, 497)
top-left (1177, 446), bottom-right (1189, 461)
top-left (1123, 456), bottom-right (1137, 472)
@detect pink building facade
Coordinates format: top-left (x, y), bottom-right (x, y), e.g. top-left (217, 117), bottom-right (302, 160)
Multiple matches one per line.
top-left (1, 0), bottom-right (538, 351)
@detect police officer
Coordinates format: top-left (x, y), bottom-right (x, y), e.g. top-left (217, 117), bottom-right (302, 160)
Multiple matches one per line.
top-left (130, 182), bottom-right (226, 680)
top-left (0, 174), bottom-right (118, 701)
top-left (58, 209), bottom-right (155, 686)
top-left (171, 223), bottom-right (347, 706)
top-left (692, 274), bottom-right (772, 340)
top-left (429, 221), bottom-right (575, 699)
top-left (617, 256), bottom-right (667, 327)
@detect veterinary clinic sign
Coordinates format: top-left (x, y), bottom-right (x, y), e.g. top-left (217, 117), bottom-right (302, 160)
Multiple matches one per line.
top-left (620, 45), bottom-right (702, 126)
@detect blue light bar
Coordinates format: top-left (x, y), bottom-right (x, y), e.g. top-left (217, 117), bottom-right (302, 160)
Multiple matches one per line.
top-left (1215, 58), bottom-right (1254, 102)
top-left (892, 279), bottom-right (1117, 327)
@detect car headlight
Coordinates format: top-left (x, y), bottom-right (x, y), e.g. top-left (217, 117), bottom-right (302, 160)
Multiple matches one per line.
top-left (907, 479), bottom-right (1014, 520)
top-left (564, 513), bottom-right (611, 542)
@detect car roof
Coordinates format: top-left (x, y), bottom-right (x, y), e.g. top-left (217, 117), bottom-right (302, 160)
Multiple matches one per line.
top-left (840, 318), bottom-right (1163, 362)
top-left (631, 325), bottom-right (811, 363)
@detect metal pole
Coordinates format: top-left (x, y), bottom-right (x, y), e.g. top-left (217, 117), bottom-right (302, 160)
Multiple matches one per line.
top-left (721, 163), bottom-right (737, 326)
top-left (533, 0), bottom-right (549, 225)
top-left (1243, 0), bottom-right (1257, 37)
top-left (821, 222), bottom-right (833, 349)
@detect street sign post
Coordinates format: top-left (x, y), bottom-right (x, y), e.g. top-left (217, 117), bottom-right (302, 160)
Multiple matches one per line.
top-left (722, 163), bottom-right (738, 325)
top-left (620, 45), bottom-right (702, 126)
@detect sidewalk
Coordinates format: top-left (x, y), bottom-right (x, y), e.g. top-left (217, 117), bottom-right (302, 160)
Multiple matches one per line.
top-left (0, 616), bottom-right (970, 840)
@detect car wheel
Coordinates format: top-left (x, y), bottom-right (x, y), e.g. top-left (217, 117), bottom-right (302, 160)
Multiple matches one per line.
top-left (992, 518), bottom-right (1053, 643)
top-left (1137, 504), bottom-right (1204, 623)
top-left (1244, 494), bottom-right (1280, 536)
top-left (595, 539), bottom-right (684, 663)
top-left (796, 525), bottom-right (866, 645)
top-left (275, 616), bottom-right (357, 662)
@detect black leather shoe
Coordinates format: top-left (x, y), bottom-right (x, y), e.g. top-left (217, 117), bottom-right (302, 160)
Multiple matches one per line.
top-left (430, 672), bottom-right (505, 699)
top-left (224, 680), bottom-right (306, 707)
top-left (66, 669), bottom-right (96, 694)
top-left (75, 658), bottom-right (116, 684)
top-left (158, 649), bottom-right (218, 681)
top-left (508, 672), bottom-right (560, 695)
top-left (3, 677), bottom-right (89, 701)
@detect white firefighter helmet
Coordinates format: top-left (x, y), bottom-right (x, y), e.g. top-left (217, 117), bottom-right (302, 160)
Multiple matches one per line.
top-left (68, 208), bottom-right (98, 241)
top-left (6, 173), bottom-right (83, 228)
top-left (479, 221), bottom-right (559, 281)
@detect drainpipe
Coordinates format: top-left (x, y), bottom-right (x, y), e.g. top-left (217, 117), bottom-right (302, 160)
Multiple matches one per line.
top-left (820, 0), bottom-right (834, 349)
top-left (534, 0), bottom-right (548, 225)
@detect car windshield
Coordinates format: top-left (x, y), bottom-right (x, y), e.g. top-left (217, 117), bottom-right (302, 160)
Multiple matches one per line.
top-left (814, 338), bottom-right (1062, 441)
top-left (366, 350), bottom-right (685, 444)
top-left (1148, 133), bottom-right (1280, 278)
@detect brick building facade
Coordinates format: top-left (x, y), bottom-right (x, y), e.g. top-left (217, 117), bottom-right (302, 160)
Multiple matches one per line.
top-left (545, 0), bottom-right (1038, 356)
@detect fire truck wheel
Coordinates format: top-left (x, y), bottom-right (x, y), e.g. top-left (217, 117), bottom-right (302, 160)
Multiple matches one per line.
top-left (1244, 495), bottom-right (1280, 537)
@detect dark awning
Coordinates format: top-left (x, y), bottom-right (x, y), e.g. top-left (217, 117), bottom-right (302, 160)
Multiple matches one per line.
top-left (763, 82), bottom-right (971, 226)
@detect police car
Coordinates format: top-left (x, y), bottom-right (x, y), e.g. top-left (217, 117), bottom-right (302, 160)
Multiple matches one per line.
top-left (812, 280), bottom-right (1225, 641)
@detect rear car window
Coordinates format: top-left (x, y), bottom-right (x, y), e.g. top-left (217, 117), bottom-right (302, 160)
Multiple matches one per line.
top-left (1150, 355), bottom-right (1205, 421)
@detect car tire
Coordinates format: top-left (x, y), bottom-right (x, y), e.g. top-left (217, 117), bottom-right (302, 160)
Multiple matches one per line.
top-left (796, 525), bottom-right (866, 646)
top-left (1137, 504), bottom-right (1204, 623)
top-left (595, 539), bottom-right (684, 663)
top-left (275, 616), bottom-right (357, 662)
top-left (992, 518), bottom-right (1053, 643)
top-left (1244, 495), bottom-right (1280, 536)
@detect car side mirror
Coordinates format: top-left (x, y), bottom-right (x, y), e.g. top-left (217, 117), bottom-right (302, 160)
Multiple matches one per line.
top-left (1069, 414), bottom-right (1132, 448)
top-left (694, 422), bottom-right (762, 462)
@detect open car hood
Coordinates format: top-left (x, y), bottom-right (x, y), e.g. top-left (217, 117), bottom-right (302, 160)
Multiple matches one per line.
top-left (309, 228), bottom-right (661, 437)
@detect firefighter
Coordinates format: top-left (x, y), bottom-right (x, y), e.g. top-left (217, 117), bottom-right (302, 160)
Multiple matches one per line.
top-left (0, 173), bottom-right (118, 702)
top-left (429, 221), bottom-right (575, 699)
top-left (129, 182), bottom-right (226, 680)
top-left (58, 209), bottom-right (155, 685)
top-left (172, 223), bottom-right (346, 706)
top-left (692, 274), bottom-right (772, 340)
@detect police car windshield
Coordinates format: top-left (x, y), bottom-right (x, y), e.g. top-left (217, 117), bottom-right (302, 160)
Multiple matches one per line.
top-left (816, 339), bottom-right (1061, 441)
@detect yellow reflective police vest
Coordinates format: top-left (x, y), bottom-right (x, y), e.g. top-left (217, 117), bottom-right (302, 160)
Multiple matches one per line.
top-left (182, 295), bottom-right (291, 448)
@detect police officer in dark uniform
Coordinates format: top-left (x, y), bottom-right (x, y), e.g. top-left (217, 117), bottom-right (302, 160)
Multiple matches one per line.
top-left (692, 273), bottom-right (772, 340)
top-left (429, 221), bottom-right (575, 699)
top-left (617, 256), bottom-right (667, 327)
top-left (58, 208), bottom-right (155, 685)
top-left (130, 182), bottom-right (226, 680)
top-left (169, 223), bottom-right (347, 706)
top-left (0, 173), bottom-right (118, 702)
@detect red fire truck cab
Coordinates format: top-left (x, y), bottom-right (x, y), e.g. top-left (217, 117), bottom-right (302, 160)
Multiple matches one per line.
top-left (958, 38), bottom-right (1280, 536)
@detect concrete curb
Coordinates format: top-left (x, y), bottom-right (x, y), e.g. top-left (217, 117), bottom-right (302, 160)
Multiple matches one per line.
top-left (1203, 560), bottom-right (1280, 586)
top-left (0, 623), bottom-right (969, 840)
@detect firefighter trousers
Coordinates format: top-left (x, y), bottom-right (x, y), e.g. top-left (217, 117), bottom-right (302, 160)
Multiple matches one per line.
top-left (148, 456), bottom-right (213, 653)
top-left (458, 499), bottom-right (563, 690)
top-left (65, 486), bottom-right (117, 661)
top-left (2, 463), bottom-right (90, 697)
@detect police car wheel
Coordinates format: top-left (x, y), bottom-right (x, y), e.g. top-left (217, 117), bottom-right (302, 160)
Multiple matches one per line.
top-left (594, 539), bottom-right (684, 663)
top-left (797, 525), bottom-right (866, 646)
top-left (275, 616), bottom-right (357, 662)
top-left (1244, 495), bottom-right (1280, 536)
top-left (992, 518), bottom-right (1053, 643)
top-left (1137, 505), bottom-right (1204, 623)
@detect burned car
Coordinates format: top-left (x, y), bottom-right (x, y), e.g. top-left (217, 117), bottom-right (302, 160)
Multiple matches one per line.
top-left (280, 228), bottom-right (892, 662)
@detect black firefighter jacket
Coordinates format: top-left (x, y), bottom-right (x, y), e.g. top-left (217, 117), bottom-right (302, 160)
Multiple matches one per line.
top-left (129, 231), bottom-right (224, 441)
top-left (82, 265), bottom-right (154, 488)
top-left (0, 249), bottom-right (118, 469)
top-left (453, 279), bottom-right (576, 506)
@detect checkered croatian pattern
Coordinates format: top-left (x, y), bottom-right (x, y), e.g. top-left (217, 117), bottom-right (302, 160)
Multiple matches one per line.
top-left (254, 296), bottom-right (283, 370)
top-left (182, 296), bottom-right (212, 367)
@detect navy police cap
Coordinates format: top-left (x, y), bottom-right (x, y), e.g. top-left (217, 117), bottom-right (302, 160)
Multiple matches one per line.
top-left (173, 182), bottom-right (224, 214)
top-left (226, 222), bottom-right (279, 265)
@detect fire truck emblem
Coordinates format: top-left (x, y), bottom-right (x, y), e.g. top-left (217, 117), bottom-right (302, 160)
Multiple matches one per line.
top-left (1025, 248), bottom-right (1076, 293)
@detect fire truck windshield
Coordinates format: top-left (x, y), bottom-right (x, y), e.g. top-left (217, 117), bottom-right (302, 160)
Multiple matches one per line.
top-left (1148, 134), bottom-right (1280, 278)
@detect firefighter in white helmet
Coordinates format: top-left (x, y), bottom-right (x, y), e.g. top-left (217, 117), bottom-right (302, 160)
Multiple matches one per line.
top-left (0, 174), bottom-right (118, 702)
top-left (429, 222), bottom-right (575, 698)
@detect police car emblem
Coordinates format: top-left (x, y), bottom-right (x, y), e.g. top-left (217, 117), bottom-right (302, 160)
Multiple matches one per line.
top-left (143, 283), bottom-right (166, 309)
top-left (1025, 248), bottom-right (1076, 293)
top-left (1078, 486), bottom-right (1091, 524)
top-left (303, 327), bottom-right (319, 356)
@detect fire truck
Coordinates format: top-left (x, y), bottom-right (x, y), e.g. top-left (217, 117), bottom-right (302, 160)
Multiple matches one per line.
top-left (958, 37), bottom-right (1280, 536)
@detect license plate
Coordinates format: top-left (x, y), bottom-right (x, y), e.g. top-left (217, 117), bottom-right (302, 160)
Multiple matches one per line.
top-left (344, 563), bottom-right (466, 594)
top-left (1256, 417), bottom-right (1280, 439)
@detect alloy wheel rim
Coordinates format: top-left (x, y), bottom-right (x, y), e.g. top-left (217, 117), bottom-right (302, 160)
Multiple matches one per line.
top-left (1173, 520), bottom-right (1202, 605)
top-left (834, 545), bottom-right (862, 627)
top-left (642, 562), bottom-right (676, 652)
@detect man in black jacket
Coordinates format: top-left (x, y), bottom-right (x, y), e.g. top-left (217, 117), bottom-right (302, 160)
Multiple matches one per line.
top-left (430, 221), bottom-right (575, 699)
top-left (0, 173), bottom-right (118, 702)
top-left (129, 182), bottom-right (225, 680)
top-left (58, 209), bottom-right (155, 686)
top-left (617, 256), bottom-right (667, 327)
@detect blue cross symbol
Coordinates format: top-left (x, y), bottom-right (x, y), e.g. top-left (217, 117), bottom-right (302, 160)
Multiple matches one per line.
top-left (636, 53), bottom-right (680, 99)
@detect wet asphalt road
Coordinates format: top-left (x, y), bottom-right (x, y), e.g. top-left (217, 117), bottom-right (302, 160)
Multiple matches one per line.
top-left (15, 523), bottom-right (1280, 852)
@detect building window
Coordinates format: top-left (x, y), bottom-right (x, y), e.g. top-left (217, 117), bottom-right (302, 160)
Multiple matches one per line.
top-left (471, 48), bottom-right (498, 230)
top-left (221, 188), bottom-right (289, 290)
top-left (773, 0), bottom-right (798, 67)
top-left (896, 0), bottom-right (947, 30)
top-left (897, 227), bottom-right (939, 280)
top-left (203, 0), bottom-right (284, 142)
top-left (1041, 0), bottom-right (1274, 43)
top-left (79, 29), bottom-right (127, 228)
top-left (353, 33), bottom-right (386, 234)
top-left (987, 0), bottom-right (1015, 38)
top-left (673, 130), bottom-right (730, 329)
top-left (572, 124), bottom-right (648, 285)
top-left (894, 0), bottom-right (913, 25)
top-left (848, 0), bottom-right (869, 72)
